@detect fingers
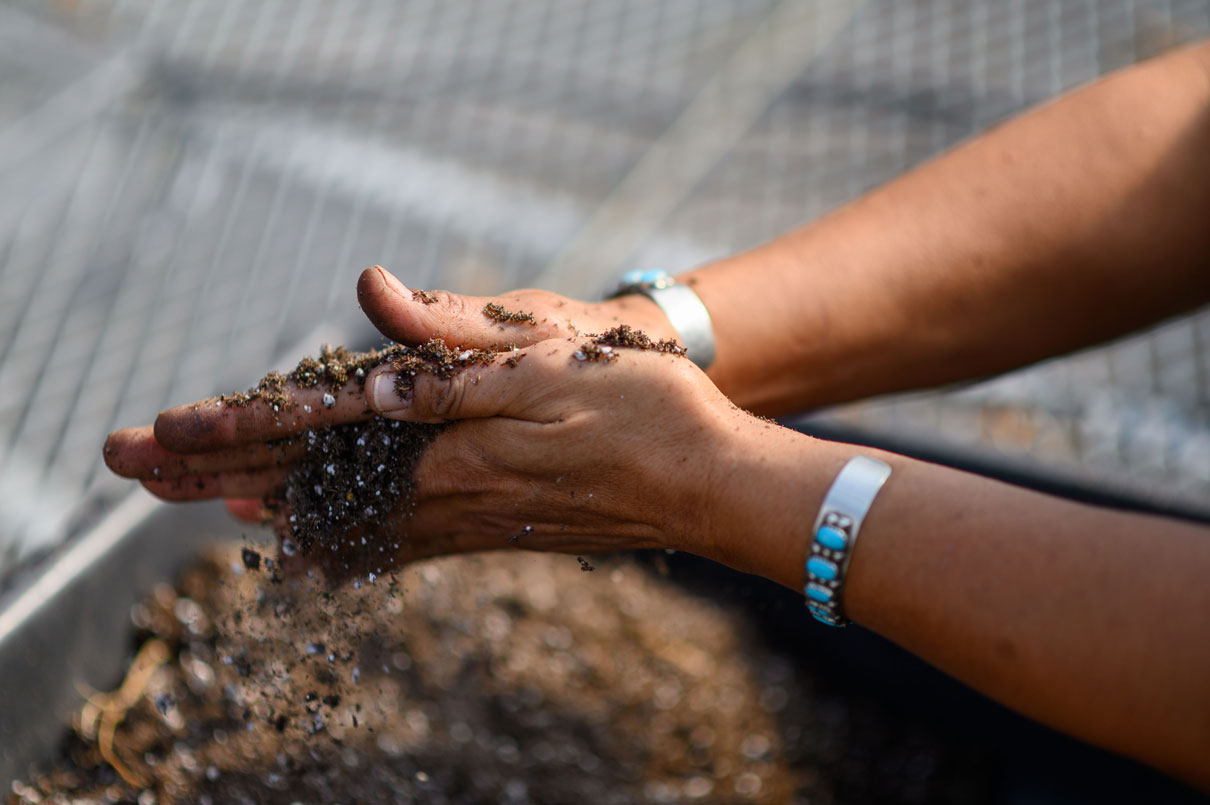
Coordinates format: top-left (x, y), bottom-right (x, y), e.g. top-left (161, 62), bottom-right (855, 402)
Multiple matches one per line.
top-left (104, 426), bottom-right (305, 480)
top-left (152, 382), bottom-right (374, 454)
top-left (141, 467), bottom-right (287, 501)
top-left (356, 265), bottom-right (563, 348)
top-left (364, 344), bottom-right (573, 423)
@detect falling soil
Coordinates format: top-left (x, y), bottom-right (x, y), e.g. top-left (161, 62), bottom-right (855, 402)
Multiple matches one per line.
top-left (10, 547), bottom-right (992, 804)
top-left (216, 341), bottom-right (500, 576)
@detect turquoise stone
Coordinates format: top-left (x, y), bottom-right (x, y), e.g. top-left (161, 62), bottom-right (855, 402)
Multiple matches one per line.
top-left (808, 605), bottom-right (837, 624)
top-left (621, 269), bottom-right (644, 285)
top-left (807, 557), bottom-right (838, 581)
top-left (816, 525), bottom-right (847, 551)
top-left (640, 269), bottom-right (665, 284)
top-left (806, 583), bottom-right (833, 603)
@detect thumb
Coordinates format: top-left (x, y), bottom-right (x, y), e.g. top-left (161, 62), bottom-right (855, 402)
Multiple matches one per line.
top-left (357, 265), bottom-right (551, 348)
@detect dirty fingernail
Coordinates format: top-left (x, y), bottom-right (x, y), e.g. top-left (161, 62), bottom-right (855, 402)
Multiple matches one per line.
top-left (369, 372), bottom-right (407, 414)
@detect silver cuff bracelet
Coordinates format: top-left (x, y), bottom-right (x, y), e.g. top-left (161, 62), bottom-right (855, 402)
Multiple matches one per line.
top-left (804, 455), bottom-right (892, 627)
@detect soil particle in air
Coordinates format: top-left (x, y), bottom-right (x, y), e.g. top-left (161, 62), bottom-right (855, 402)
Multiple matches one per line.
top-left (483, 302), bottom-right (538, 326)
top-left (241, 548), bottom-right (261, 571)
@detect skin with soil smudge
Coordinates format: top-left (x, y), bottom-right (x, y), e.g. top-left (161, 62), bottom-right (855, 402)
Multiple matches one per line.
top-left (235, 329), bottom-right (689, 581)
top-left (483, 302), bottom-right (538, 326)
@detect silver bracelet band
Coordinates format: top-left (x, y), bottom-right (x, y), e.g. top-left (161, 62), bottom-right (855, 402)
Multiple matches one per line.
top-left (804, 456), bottom-right (892, 627)
top-left (608, 270), bottom-right (716, 370)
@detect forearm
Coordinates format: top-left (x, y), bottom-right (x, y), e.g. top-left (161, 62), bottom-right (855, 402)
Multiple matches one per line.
top-left (714, 431), bottom-right (1210, 788)
top-left (681, 40), bottom-right (1210, 414)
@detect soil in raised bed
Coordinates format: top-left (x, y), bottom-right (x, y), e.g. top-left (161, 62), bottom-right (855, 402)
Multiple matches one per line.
top-left (9, 547), bottom-right (991, 804)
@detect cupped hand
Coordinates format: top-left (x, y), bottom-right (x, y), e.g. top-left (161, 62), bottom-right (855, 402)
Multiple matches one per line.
top-left (350, 334), bottom-right (831, 593)
top-left (102, 265), bottom-right (677, 500)
top-left (362, 338), bottom-right (741, 568)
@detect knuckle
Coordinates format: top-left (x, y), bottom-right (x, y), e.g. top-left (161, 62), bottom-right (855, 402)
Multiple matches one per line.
top-left (436, 290), bottom-right (469, 322)
top-left (430, 375), bottom-right (468, 420)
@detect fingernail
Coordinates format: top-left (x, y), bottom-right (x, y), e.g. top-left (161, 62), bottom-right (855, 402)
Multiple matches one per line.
top-left (375, 265), bottom-right (409, 295)
top-left (369, 372), bottom-right (408, 413)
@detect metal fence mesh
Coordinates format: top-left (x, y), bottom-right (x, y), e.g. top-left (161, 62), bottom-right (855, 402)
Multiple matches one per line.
top-left (1, 0), bottom-right (1208, 582)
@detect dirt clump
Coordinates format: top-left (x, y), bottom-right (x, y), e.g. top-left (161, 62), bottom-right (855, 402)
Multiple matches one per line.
top-left (411, 289), bottom-right (440, 305)
top-left (483, 302), bottom-right (538, 326)
top-left (217, 341), bottom-right (496, 578)
top-left (591, 324), bottom-right (686, 356)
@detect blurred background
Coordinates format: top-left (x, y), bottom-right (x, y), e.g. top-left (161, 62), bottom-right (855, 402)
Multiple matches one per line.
top-left (2, 0), bottom-right (1210, 800)
top-left (3, 0), bottom-right (1210, 586)
top-left (3, 0), bottom-right (1210, 587)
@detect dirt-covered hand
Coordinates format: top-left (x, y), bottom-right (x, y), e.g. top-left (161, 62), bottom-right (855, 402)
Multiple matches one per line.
top-left (356, 264), bottom-right (677, 356)
top-left (357, 335), bottom-right (798, 578)
top-left (102, 265), bottom-right (676, 493)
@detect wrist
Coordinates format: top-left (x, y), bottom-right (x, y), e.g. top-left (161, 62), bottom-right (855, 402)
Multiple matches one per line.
top-left (702, 421), bottom-right (855, 591)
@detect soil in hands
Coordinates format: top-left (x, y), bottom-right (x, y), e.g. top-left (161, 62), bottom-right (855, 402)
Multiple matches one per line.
top-left (573, 324), bottom-right (687, 363)
top-left (483, 302), bottom-right (537, 326)
top-left (239, 328), bottom-right (679, 577)
top-left (216, 341), bottom-right (495, 580)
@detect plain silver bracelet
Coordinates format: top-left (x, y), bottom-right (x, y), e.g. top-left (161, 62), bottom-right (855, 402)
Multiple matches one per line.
top-left (804, 456), bottom-right (892, 627)
top-left (608, 269), bottom-right (716, 370)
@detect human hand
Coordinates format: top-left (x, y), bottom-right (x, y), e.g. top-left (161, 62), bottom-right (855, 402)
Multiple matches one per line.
top-left (103, 264), bottom-right (824, 586)
top-left (349, 336), bottom-right (825, 586)
top-left (102, 265), bottom-right (678, 498)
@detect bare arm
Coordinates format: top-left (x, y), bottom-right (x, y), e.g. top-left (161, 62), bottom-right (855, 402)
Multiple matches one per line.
top-left (320, 42), bottom-right (1210, 415)
top-left (688, 39), bottom-right (1210, 412)
top-left (714, 429), bottom-right (1210, 789)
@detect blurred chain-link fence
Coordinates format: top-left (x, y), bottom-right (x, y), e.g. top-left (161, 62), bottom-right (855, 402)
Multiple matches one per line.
top-left (1, 0), bottom-right (1208, 585)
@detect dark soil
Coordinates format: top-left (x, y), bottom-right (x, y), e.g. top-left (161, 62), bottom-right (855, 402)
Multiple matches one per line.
top-left (217, 342), bottom-right (502, 579)
top-left (591, 324), bottom-right (685, 356)
top-left (278, 416), bottom-right (444, 576)
top-left (220, 344), bottom-right (395, 410)
top-left (483, 303), bottom-right (538, 326)
top-left (10, 548), bottom-right (993, 804)
top-left (411, 289), bottom-right (440, 305)
top-left (572, 326), bottom-right (687, 363)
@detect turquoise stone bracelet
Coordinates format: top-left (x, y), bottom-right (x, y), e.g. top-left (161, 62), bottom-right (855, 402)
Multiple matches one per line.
top-left (804, 456), bottom-right (892, 627)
